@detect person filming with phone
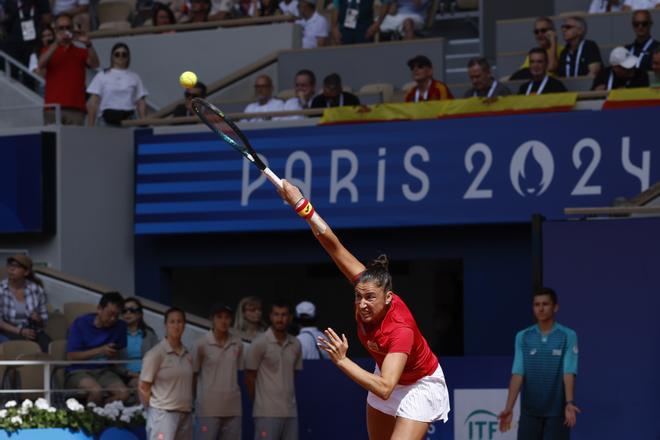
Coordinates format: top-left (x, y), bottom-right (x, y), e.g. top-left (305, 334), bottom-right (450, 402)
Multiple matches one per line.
top-left (65, 291), bottom-right (130, 405)
top-left (38, 12), bottom-right (99, 126)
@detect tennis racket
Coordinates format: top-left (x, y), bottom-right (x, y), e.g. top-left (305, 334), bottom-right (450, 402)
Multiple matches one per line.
top-left (191, 98), bottom-right (327, 233)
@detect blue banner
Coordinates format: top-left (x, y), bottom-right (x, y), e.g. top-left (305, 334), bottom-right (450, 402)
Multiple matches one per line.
top-left (134, 107), bottom-right (659, 234)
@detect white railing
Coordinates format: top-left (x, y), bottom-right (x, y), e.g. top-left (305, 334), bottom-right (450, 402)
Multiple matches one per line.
top-left (0, 104), bottom-right (60, 129)
top-left (0, 50), bottom-right (45, 92)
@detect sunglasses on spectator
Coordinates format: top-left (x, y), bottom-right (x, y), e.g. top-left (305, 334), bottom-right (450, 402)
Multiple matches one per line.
top-left (254, 83), bottom-right (271, 88)
top-left (57, 25), bottom-right (73, 31)
top-left (123, 307), bottom-right (142, 314)
top-left (113, 51), bottom-right (129, 58)
top-left (561, 24), bottom-right (575, 30)
top-left (410, 64), bottom-right (428, 70)
top-left (185, 92), bottom-right (201, 98)
top-left (534, 27), bottom-right (551, 35)
top-left (633, 21), bottom-right (651, 28)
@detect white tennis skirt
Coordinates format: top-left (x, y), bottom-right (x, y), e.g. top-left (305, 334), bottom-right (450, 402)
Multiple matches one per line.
top-left (367, 364), bottom-right (450, 423)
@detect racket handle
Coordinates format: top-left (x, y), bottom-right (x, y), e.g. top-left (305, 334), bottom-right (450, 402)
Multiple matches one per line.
top-left (262, 167), bottom-right (283, 189)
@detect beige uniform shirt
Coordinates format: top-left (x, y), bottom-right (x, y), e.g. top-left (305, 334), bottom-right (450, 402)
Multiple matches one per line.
top-left (245, 328), bottom-right (303, 418)
top-left (193, 330), bottom-right (243, 417)
top-left (140, 339), bottom-right (194, 412)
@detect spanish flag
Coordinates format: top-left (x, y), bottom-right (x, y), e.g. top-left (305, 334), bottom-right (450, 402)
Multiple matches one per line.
top-left (602, 88), bottom-right (660, 110)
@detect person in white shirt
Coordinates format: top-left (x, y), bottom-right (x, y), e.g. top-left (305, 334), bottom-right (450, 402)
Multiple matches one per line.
top-left (279, 0), bottom-right (299, 16)
top-left (243, 75), bottom-right (284, 122)
top-left (86, 43), bottom-right (148, 127)
top-left (588, 0), bottom-right (623, 12)
top-left (296, 0), bottom-right (329, 49)
top-left (52, 0), bottom-right (90, 31)
top-left (283, 69), bottom-right (316, 119)
top-left (380, 0), bottom-right (427, 40)
top-left (295, 301), bottom-right (330, 360)
top-left (622, 0), bottom-right (660, 10)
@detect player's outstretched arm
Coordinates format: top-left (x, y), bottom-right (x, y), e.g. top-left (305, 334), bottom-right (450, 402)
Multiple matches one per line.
top-left (318, 328), bottom-right (407, 400)
top-left (280, 179), bottom-right (365, 281)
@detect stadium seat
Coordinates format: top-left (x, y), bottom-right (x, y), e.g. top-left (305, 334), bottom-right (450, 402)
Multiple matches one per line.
top-left (63, 302), bottom-right (97, 325)
top-left (15, 352), bottom-right (52, 400)
top-left (456, 0), bottom-right (478, 10)
top-left (0, 340), bottom-right (41, 358)
top-left (45, 312), bottom-right (69, 340)
top-left (359, 83), bottom-right (395, 103)
top-left (277, 89), bottom-right (296, 100)
top-left (97, 0), bottom-right (133, 31)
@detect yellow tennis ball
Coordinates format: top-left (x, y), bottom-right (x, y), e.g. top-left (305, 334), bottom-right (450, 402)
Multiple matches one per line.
top-left (179, 71), bottom-right (197, 89)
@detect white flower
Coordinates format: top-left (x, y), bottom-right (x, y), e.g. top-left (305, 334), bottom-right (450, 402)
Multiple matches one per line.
top-left (0, 409), bottom-right (7, 418)
top-left (119, 414), bottom-right (131, 423)
top-left (18, 407), bottom-right (29, 416)
top-left (21, 400), bottom-right (33, 409)
top-left (4, 401), bottom-right (17, 408)
top-left (87, 402), bottom-right (96, 408)
top-left (47, 407), bottom-right (57, 413)
top-left (65, 398), bottom-right (84, 412)
top-left (10, 416), bottom-right (22, 425)
top-left (35, 398), bottom-right (49, 410)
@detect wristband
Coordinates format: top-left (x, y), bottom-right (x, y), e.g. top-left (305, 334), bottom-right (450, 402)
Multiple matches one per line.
top-left (85, 42), bottom-right (92, 48)
top-left (295, 199), bottom-right (315, 220)
top-left (565, 400), bottom-right (575, 406)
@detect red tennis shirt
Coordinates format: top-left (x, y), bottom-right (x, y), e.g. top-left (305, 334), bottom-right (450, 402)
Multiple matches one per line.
top-left (356, 293), bottom-right (439, 385)
top-left (44, 44), bottom-right (88, 111)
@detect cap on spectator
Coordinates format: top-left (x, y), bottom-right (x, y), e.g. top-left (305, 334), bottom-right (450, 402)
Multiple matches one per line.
top-left (7, 254), bottom-right (32, 271)
top-left (210, 302), bottom-right (233, 316)
top-left (407, 55), bottom-right (432, 69)
top-left (302, 0), bottom-right (316, 5)
top-left (609, 47), bottom-right (638, 69)
top-left (323, 73), bottom-right (342, 90)
top-left (295, 301), bottom-right (316, 318)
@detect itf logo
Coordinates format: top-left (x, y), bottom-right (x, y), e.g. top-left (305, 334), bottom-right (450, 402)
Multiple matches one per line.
top-left (454, 389), bottom-right (519, 440)
top-left (509, 140), bottom-right (555, 197)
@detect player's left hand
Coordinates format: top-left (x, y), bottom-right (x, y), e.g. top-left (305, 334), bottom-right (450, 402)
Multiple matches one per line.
top-left (318, 327), bottom-right (348, 364)
top-left (564, 402), bottom-right (580, 427)
top-left (278, 179), bottom-right (304, 208)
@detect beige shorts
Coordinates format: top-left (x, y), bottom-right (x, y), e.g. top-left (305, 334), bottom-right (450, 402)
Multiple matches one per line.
top-left (65, 368), bottom-right (125, 390)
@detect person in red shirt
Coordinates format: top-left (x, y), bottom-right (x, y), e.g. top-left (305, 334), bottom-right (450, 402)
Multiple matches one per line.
top-left (404, 55), bottom-right (453, 103)
top-left (38, 12), bottom-right (99, 125)
top-left (279, 180), bottom-right (450, 440)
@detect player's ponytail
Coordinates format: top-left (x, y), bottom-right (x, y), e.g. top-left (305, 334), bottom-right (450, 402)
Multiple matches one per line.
top-left (356, 254), bottom-right (393, 293)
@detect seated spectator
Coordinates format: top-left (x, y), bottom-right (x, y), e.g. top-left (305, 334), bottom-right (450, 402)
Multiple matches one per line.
top-left (519, 48), bottom-right (568, 95)
top-left (119, 297), bottom-right (158, 393)
top-left (652, 47), bottom-right (660, 86)
top-left (380, 0), bottom-right (427, 40)
top-left (233, 296), bottom-right (267, 347)
top-left (152, 2), bottom-right (177, 28)
top-left (28, 25), bottom-right (54, 76)
top-left (39, 12), bottom-right (99, 126)
top-left (592, 46), bottom-right (649, 90)
top-left (464, 57), bottom-right (511, 98)
top-left (243, 75), bottom-right (285, 121)
top-left (182, 0), bottom-right (210, 22)
top-left (86, 42), bottom-right (148, 126)
top-left (231, 0), bottom-right (257, 17)
top-left (51, 0), bottom-right (89, 31)
top-left (331, 0), bottom-right (389, 44)
top-left (295, 301), bottom-right (330, 360)
top-left (208, 0), bottom-right (235, 20)
top-left (588, 0), bottom-right (622, 12)
top-left (65, 291), bottom-right (129, 405)
top-left (622, 0), bottom-right (660, 10)
top-left (558, 16), bottom-right (602, 78)
top-left (279, 0), bottom-right (299, 16)
top-left (626, 10), bottom-right (659, 71)
top-left (296, 0), bottom-right (329, 49)
top-left (0, 255), bottom-right (51, 352)
top-left (173, 81), bottom-right (207, 117)
top-left (256, 0), bottom-right (278, 16)
top-left (514, 17), bottom-right (562, 79)
top-left (403, 55), bottom-right (453, 102)
top-left (311, 72), bottom-right (361, 107)
top-left (284, 69), bottom-right (316, 118)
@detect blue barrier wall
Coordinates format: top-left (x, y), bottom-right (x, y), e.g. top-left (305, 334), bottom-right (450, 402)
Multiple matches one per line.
top-left (543, 218), bottom-right (660, 440)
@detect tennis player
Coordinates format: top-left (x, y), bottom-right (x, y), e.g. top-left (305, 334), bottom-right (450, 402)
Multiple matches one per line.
top-left (279, 180), bottom-right (450, 440)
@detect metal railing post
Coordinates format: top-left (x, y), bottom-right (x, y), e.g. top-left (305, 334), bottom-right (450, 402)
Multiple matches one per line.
top-left (43, 363), bottom-right (51, 404)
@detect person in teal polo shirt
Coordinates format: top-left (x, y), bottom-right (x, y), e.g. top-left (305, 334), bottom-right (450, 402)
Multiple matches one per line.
top-left (499, 287), bottom-right (580, 440)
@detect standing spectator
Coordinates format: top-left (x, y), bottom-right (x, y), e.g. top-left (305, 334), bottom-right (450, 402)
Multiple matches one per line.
top-left (86, 43), bottom-right (148, 127)
top-left (182, 0), bottom-right (210, 22)
top-left (519, 48), bottom-right (567, 95)
top-left (50, 0), bottom-right (89, 31)
top-left (65, 291), bottom-right (129, 405)
top-left (294, 301), bottom-right (329, 360)
top-left (588, 0), bottom-right (622, 12)
top-left (310, 73), bottom-right (360, 107)
top-left (517, 17), bottom-right (562, 77)
top-left (173, 81), bottom-right (207, 117)
top-left (39, 12), bottom-right (99, 125)
top-left (626, 9), bottom-right (659, 71)
top-left (243, 75), bottom-right (285, 121)
top-left (283, 69), bottom-right (316, 118)
top-left (279, 0), bottom-right (298, 16)
top-left (118, 297), bottom-right (158, 393)
top-left (622, 0), bottom-right (660, 10)
top-left (296, 0), bottom-right (328, 49)
top-left (499, 287), bottom-right (580, 440)
top-left (558, 16), bottom-right (602, 78)
top-left (231, 0), bottom-right (257, 17)
top-left (139, 308), bottom-right (194, 440)
top-left (651, 47), bottom-right (660, 86)
top-left (255, 0), bottom-right (278, 16)
top-left (27, 25), bottom-right (53, 76)
top-left (331, 0), bottom-right (389, 44)
top-left (592, 46), bottom-right (649, 90)
top-left (233, 296), bottom-right (267, 346)
top-left (0, 255), bottom-right (50, 352)
top-left (245, 301), bottom-right (303, 440)
top-left (152, 3), bottom-right (177, 27)
top-left (463, 57), bottom-right (511, 98)
top-left (403, 55), bottom-right (453, 102)
top-left (1, 0), bottom-right (50, 86)
top-left (193, 303), bottom-right (243, 440)
top-left (380, 0), bottom-right (427, 40)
